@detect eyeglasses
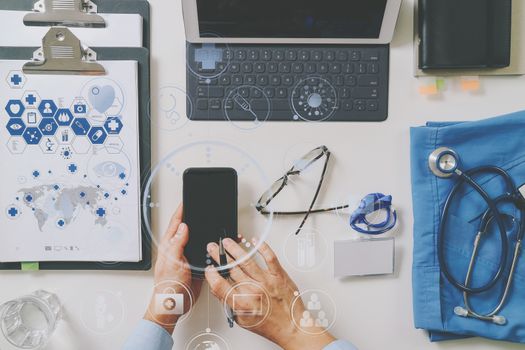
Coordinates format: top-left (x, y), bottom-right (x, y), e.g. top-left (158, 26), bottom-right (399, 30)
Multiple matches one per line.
top-left (256, 145), bottom-right (349, 235)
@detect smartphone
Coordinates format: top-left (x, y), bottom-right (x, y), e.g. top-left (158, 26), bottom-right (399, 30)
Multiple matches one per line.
top-left (183, 168), bottom-right (238, 272)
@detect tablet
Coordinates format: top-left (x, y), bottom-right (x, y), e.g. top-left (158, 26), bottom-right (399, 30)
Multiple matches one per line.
top-left (183, 0), bottom-right (402, 45)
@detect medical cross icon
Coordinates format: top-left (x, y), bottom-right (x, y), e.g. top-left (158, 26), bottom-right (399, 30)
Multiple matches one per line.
top-left (96, 207), bottom-right (106, 217)
top-left (25, 94), bottom-right (37, 106)
top-left (195, 44), bottom-right (223, 70)
top-left (8, 207), bottom-right (18, 217)
top-left (10, 74), bottom-right (22, 86)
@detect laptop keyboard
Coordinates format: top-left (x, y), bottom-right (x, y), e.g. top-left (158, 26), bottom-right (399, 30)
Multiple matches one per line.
top-left (186, 43), bottom-right (389, 122)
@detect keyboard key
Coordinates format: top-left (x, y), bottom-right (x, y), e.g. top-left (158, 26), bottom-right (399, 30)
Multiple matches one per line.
top-left (306, 63), bottom-right (317, 73)
top-left (251, 99), bottom-right (269, 110)
top-left (283, 75), bottom-right (294, 85)
top-left (341, 88), bottom-right (351, 98)
top-left (358, 63), bottom-right (367, 74)
top-left (197, 99), bottom-right (208, 110)
top-left (274, 50), bottom-right (285, 60)
top-left (358, 75), bottom-right (379, 86)
top-left (367, 101), bottom-right (379, 111)
top-left (353, 87), bottom-right (378, 99)
top-left (312, 51), bottom-right (323, 61)
top-left (343, 63), bottom-right (354, 74)
top-left (242, 63), bottom-right (253, 73)
top-left (369, 63), bottom-right (379, 74)
top-left (279, 62), bottom-right (291, 73)
top-left (252, 89), bottom-right (263, 98)
top-left (277, 88), bottom-right (288, 98)
top-left (334, 76), bottom-right (344, 86)
top-left (285, 50), bottom-right (297, 60)
top-left (254, 63), bottom-right (266, 73)
top-left (268, 62), bottom-right (278, 73)
top-left (337, 51), bottom-right (348, 61)
top-left (232, 75), bottom-right (243, 84)
top-left (235, 50), bottom-right (247, 60)
top-left (245, 75), bottom-right (256, 85)
top-left (272, 99), bottom-right (290, 110)
top-left (329, 63), bottom-right (341, 73)
top-left (292, 63), bottom-right (304, 73)
top-left (216, 63), bottom-right (227, 72)
top-left (342, 100), bottom-right (353, 111)
top-left (197, 86), bottom-right (224, 98)
top-left (257, 75), bottom-right (269, 86)
top-left (229, 63), bottom-right (240, 73)
top-left (270, 76), bottom-right (281, 85)
top-left (264, 87), bottom-right (275, 98)
top-left (318, 63), bottom-right (328, 73)
top-left (363, 51), bottom-right (380, 61)
top-left (324, 51), bottom-right (335, 61)
top-left (349, 51), bottom-right (361, 61)
top-left (224, 49), bottom-right (234, 60)
top-left (248, 50), bottom-right (259, 60)
top-left (224, 99), bottom-right (234, 110)
top-left (210, 99), bottom-right (221, 110)
top-left (355, 99), bottom-right (366, 111)
top-left (299, 50), bottom-right (310, 60)
top-left (219, 76), bottom-right (231, 85)
top-left (239, 87), bottom-right (250, 98)
top-left (262, 49), bottom-right (272, 60)
top-left (345, 75), bottom-right (357, 86)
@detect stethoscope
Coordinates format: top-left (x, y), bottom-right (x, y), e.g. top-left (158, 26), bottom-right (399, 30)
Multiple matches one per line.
top-left (429, 147), bottom-right (525, 325)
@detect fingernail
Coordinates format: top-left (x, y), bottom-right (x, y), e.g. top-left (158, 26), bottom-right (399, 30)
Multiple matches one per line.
top-left (223, 238), bottom-right (234, 246)
top-left (207, 242), bottom-right (217, 252)
top-left (176, 223), bottom-right (186, 237)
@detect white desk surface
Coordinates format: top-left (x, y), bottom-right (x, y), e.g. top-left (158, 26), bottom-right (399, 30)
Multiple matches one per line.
top-left (2, 0), bottom-right (525, 349)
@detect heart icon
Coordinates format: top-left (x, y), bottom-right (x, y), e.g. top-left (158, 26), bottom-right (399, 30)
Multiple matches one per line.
top-left (10, 103), bottom-right (20, 114)
top-left (88, 85), bottom-right (116, 114)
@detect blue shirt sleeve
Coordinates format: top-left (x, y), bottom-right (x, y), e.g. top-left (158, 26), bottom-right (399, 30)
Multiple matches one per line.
top-left (122, 319), bottom-right (174, 350)
top-left (323, 340), bottom-right (358, 350)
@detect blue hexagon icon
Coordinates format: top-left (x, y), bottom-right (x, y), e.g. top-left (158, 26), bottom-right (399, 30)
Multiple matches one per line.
top-left (22, 127), bottom-right (43, 145)
top-left (71, 118), bottom-right (91, 136)
top-left (38, 118), bottom-right (59, 136)
top-left (104, 117), bottom-right (123, 135)
top-left (88, 126), bottom-right (107, 145)
top-left (54, 108), bottom-right (74, 126)
top-left (6, 119), bottom-right (26, 136)
top-left (5, 100), bottom-right (25, 118)
top-left (38, 100), bottom-right (57, 118)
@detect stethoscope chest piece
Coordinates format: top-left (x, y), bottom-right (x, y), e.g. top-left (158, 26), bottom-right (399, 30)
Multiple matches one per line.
top-left (429, 147), bottom-right (460, 178)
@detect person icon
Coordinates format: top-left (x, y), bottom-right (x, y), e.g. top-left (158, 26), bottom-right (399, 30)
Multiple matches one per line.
top-left (300, 310), bottom-right (314, 328)
top-left (44, 102), bottom-right (52, 114)
top-left (307, 293), bottom-right (321, 310)
top-left (315, 310), bottom-right (329, 327)
top-left (161, 93), bottom-right (182, 124)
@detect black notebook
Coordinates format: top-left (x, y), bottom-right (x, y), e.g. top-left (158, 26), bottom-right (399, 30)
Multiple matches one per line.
top-left (418, 0), bottom-right (512, 70)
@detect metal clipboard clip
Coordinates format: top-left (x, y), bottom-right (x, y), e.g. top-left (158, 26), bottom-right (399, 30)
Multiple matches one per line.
top-left (24, 0), bottom-right (106, 28)
top-left (23, 27), bottom-right (106, 76)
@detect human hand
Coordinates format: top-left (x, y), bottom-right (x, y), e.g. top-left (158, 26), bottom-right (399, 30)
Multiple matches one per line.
top-left (205, 238), bottom-right (335, 350)
top-left (144, 205), bottom-right (202, 334)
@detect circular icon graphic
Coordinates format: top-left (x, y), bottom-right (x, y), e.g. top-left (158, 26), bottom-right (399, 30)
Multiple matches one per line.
top-left (185, 331), bottom-right (230, 350)
top-left (283, 227), bottom-right (327, 272)
top-left (186, 34), bottom-right (231, 80)
top-left (291, 77), bottom-right (338, 122)
top-left (142, 140), bottom-right (274, 275)
top-left (80, 290), bottom-right (125, 335)
top-left (86, 147), bottom-right (132, 191)
top-left (224, 85), bottom-right (271, 130)
top-left (223, 281), bottom-right (271, 329)
top-left (291, 289), bottom-right (336, 335)
top-left (150, 86), bottom-right (191, 131)
top-left (80, 78), bottom-right (125, 123)
top-left (147, 280), bottom-right (194, 327)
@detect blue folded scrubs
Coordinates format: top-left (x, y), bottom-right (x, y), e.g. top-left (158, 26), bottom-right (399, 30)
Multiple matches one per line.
top-left (410, 110), bottom-right (525, 343)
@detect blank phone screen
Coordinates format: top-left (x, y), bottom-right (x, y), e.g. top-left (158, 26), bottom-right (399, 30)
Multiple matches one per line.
top-left (183, 168), bottom-right (238, 271)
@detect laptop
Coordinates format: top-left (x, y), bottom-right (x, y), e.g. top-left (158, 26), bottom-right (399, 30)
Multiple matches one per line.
top-left (183, 0), bottom-right (402, 122)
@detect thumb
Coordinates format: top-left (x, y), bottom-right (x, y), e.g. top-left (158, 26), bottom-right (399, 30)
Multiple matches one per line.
top-left (169, 222), bottom-right (189, 259)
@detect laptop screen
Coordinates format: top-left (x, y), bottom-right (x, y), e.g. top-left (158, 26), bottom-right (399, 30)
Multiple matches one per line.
top-left (196, 0), bottom-right (388, 39)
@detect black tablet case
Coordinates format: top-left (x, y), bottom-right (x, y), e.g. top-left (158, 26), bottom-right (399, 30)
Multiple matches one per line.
top-left (418, 0), bottom-right (512, 70)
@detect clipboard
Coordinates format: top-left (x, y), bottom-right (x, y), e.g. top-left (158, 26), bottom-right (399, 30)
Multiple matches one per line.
top-left (0, 28), bottom-right (151, 271)
top-left (0, 0), bottom-right (150, 49)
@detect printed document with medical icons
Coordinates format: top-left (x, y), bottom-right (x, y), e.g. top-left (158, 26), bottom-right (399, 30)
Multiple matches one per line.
top-left (0, 61), bottom-right (142, 262)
